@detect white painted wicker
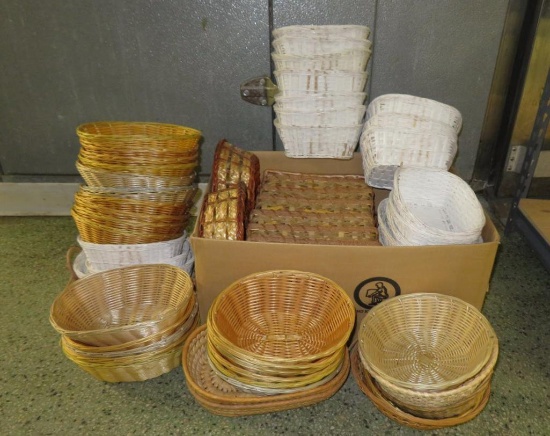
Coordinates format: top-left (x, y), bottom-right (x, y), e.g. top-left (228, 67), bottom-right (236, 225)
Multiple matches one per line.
top-left (272, 25), bottom-right (371, 40)
top-left (274, 70), bottom-right (368, 94)
top-left (273, 105), bottom-right (366, 127)
top-left (274, 93), bottom-right (367, 111)
top-left (272, 49), bottom-right (371, 72)
top-left (273, 36), bottom-right (372, 56)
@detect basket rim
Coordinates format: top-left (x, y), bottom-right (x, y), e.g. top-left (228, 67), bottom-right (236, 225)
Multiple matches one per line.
top-left (357, 293), bottom-right (498, 392)
top-left (76, 121), bottom-right (202, 140)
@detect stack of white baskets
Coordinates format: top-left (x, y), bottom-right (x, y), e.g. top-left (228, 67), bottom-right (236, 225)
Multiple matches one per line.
top-left (360, 94), bottom-right (462, 189)
top-left (377, 167), bottom-right (486, 246)
top-left (272, 25), bottom-right (372, 159)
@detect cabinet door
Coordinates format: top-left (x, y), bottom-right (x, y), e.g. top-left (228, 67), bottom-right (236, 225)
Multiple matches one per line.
top-left (0, 0), bottom-right (273, 180)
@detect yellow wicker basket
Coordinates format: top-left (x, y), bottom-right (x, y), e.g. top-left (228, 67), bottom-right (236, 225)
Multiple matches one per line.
top-left (358, 293), bottom-right (498, 392)
top-left (50, 264), bottom-right (194, 346)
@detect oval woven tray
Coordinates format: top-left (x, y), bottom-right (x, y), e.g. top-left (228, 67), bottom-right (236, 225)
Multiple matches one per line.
top-left (181, 325), bottom-right (350, 416)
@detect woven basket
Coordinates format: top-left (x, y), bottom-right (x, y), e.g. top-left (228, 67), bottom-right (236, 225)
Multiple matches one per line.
top-left (274, 93), bottom-right (367, 111)
top-left (366, 94), bottom-right (463, 134)
top-left (78, 155), bottom-right (198, 178)
top-left (274, 105), bottom-right (366, 127)
top-left (272, 49), bottom-right (371, 73)
top-left (358, 293), bottom-right (498, 392)
top-left (249, 209), bottom-right (376, 228)
top-left (272, 36), bottom-right (372, 56)
top-left (350, 345), bottom-right (491, 430)
top-left (255, 196), bottom-right (373, 214)
top-left (207, 270), bottom-right (355, 375)
top-left (362, 113), bottom-right (457, 136)
top-left (273, 25), bottom-right (371, 40)
top-left (50, 264), bottom-right (194, 346)
top-left (182, 325), bottom-right (350, 416)
top-left (76, 161), bottom-right (196, 189)
top-left (198, 184), bottom-right (247, 240)
top-left (76, 121), bottom-right (201, 150)
top-left (274, 70), bottom-right (368, 94)
top-left (78, 185), bottom-right (198, 205)
top-left (275, 120), bottom-right (362, 159)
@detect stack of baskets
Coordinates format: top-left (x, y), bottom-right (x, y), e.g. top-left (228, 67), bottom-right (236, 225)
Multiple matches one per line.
top-left (50, 264), bottom-right (198, 382)
top-left (72, 121), bottom-right (201, 275)
top-left (182, 270), bottom-right (355, 415)
top-left (246, 170), bottom-right (379, 245)
top-left (352, 293), bottom-right (499, 429)
top-left (360, 94), bottom-right (462, 188)
top-left (377, 167), bottom-right (485, 246)
top-left (272, 25), bottom-right (372, 159)
top-left (198, 140), bottom-right (259, 240)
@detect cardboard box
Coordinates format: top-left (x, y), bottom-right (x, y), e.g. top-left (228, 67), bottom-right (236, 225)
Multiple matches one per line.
top-left (191, 152), bottom-right (500, 338)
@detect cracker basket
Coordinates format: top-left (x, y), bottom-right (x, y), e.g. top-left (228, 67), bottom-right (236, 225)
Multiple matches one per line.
top-left (182, 325), bottom-right (350, 416)
top-left (50, 264), bottom-right (194, 346)
top-left (357, 293), bottom-right (498, 392)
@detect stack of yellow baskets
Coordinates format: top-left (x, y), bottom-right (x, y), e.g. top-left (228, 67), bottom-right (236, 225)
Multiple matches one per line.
top-left (181, 270), bottom-right (355, 415)
top-left (71, 121), bottom-right (201, 275)
top-left (50, 265), bottom-right (198, 382)
top-left (354, 293), bottom-right (499, 429)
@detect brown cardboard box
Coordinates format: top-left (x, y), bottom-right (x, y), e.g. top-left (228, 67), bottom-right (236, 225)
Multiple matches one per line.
top-left (191, 152), bottom-right (500, 339)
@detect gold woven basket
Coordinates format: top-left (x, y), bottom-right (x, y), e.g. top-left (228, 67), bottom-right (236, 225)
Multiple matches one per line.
top-left (350, 345), bottom-right (491, 430)
top-left (198, 184), bottom-right (247, 240)
top-left (49, 264), bottom-right (194, 346)
top-left (78, 185), bottom-right (198, 205)
top-left (181, 325), bottom-right (350, 416)
top-left (358, 293), bottom-right (498, 392)
top-left (78, 155), bottom-right (198, 178)
top-left (249, 209), bottom-right (377, 228)
top-left (76, 161), bottom-right (196, 189)
top-left (76, 121), bottom-right (201, 151)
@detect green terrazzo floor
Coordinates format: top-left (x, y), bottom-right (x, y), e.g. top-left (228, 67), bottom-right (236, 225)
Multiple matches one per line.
top-left (1, 216), bottom-right (549, 435)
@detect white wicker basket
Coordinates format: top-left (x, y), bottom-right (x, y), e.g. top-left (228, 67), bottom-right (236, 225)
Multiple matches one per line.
top-left (273, 36), bottom-right (372, 56)
top-left (273, 25), bottom-right (371, 40)
top-left (272, 49), bottom-right (371, 72)
top-left (275, 119), bottom-right (362, 159)
top-left (77, 233), bottom-right (187, 266)
top-left (362, 113), bottom-right (457, 137)
top-left (366, 94), bottom-right (462, 134)
top-left (274, 92), bottom-right (367, 111)
top-left (274, 70), bottom-right (368, 93)
top-left (273, 105), bottom-right (366, 127)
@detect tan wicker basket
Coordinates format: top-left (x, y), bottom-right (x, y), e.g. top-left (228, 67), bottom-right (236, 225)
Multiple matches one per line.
top-left (181, 325), bottom-right (350, 416)
top-left (358, 293), bottom-right (498, 392)
top-left (49, 264), bottom-right (194, 346)
top-left (198, 184), bottom-right (246, 240)
top-left (248, 209), bottom-right (377, 228)
top-left (350, 345), bottom-right (491, 430)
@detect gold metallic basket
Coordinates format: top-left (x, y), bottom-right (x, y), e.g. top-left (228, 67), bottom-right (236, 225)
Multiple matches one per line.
top-left (358, 293), bottom-right (498, 392)
top-left (49, 264), bottom-right (194, 346)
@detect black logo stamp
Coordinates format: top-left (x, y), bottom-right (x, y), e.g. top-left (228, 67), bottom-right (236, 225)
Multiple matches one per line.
top-left (353, 277), bottom-right (401, 310)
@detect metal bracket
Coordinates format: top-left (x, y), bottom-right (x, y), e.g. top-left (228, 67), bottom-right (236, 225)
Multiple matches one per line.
top-left (506, 145), bottom-right (527, 173)
top-left (240, 76), bottom-right (278, 106)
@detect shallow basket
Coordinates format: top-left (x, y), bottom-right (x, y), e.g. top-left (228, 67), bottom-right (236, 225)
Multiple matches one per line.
top-left (275, 120), bottom-right (362, 159)
top-left (362, 113), bottom-right (458, 137)
top-left (272, 49), bottom-right (371, 72)
top-left (273, 105), bottom-right (366, 127)
top-left (272, 36), bottom-right (372, 56)
top-left (350, 345), bottom-right (491, 430)
top-left (358, 293), bottom-right (498, 392)
top-left (50, 264), bottom-right (194, 346)
top-left (366, 94), bottom-right (462, 134)
top-left (274, 92), bottom-right (367, 111)
top-left (207, 270), bottom-right (355, 366)
top-left (272, 25), bottom-right (371, 40)
top-left (274, 70), bottom-right (368, 93)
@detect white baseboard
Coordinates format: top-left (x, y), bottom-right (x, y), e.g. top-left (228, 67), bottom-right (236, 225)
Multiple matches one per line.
top-left (0, 183), bottom-right (208, 216)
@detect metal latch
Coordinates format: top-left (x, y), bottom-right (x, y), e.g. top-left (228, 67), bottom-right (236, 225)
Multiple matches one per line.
top-left (240, 76), bottom-right (278, 106)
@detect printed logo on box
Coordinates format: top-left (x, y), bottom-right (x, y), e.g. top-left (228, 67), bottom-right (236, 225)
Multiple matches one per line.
top-left (353, 277), bottom-right (401, 311)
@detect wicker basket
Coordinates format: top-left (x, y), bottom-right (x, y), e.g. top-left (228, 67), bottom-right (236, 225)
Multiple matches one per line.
top-left (76, 161), bottom-right (196, 189)
top-left (272, 49), bottom-right (371, 73)
top-left (249, 209), bottom-right (376, 228)
top-left (358, 293), bottom-right (498, 392)
top-left (78, 155), bottom-right (198, 178)
top-left (362, 113), bottom-right (457, 136)
top-left (274, 93), bottom-right (367, 111)
top-left (350, 345), bottom-right (491, 430)
top-left (274, 70), bottom-right (368, 94)
top-left (272, 36), bottom-right (372, 56)
top-left (206, 270), bottom-right (355, 392)
top-left (50, 264), bottom-right (194, 346)
top-left (366, 94), bottom-right (462, 134)
top-left (78, 185), bottom-right (198, 205)
top-left (182, 325), bottom-right (350, 416)
top-left (273, 25), bottom-right (371, 40)
top-left (273, 105), bottom-right (366, 127)
top-left (198, 184), bottom-right (247, 240)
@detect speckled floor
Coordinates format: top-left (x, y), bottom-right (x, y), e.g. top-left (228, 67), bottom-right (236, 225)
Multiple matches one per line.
top-left (1, 215), bottom-right (549, 435)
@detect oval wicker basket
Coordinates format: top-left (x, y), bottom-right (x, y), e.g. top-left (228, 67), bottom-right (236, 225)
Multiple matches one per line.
top-left (273, 25), bottom-right (371, 40)
top-left (358, 293), bottom-right (498, 392)
top-left (50, 264), bottom-right (194, 346)
top-left (207, 270), bottom-right (355, 364)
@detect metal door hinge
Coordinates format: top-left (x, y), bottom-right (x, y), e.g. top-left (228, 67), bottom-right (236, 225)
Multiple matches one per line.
top-left (506, 145), bottom-right (527, 173)
top-left (240, 76), bottom-right (278, 106)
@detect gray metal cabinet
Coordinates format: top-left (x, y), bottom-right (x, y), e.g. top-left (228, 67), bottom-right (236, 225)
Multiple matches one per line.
top-left (0, 0), bottom-right (509, 183)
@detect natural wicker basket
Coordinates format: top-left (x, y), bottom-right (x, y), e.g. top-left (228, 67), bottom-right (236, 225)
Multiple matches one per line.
top-left (350, 345), bottom-right (491, 430)
top-left (248, 209), bottom-right (376, 228)
top-left (76, 121), bottom-right (202, 151)
top-left (50, 264), bottom-right (194, 346)
top-left (76, 161), bottom-right (197, 189)
top-left (78, 185), bottom-right (198, 205)
top-left (181, 325), bottom-right (350, 416)
top-left (78, 155), bottom-right (198, 178)
top-left (206, 270), bottom-right (354, 393)
top-left (358, 293), bottom-right (498, 392)
top-left (272, 25), bottom-right (371, 40)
